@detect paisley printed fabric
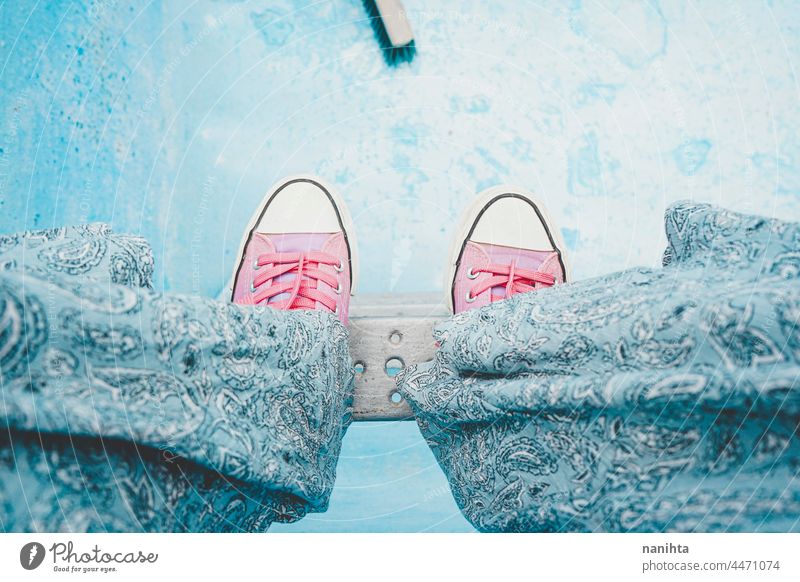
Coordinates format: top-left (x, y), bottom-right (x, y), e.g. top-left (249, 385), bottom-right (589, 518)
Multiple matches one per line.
top-left (398, 202), bottom-right (800, 532)
top-left (0, 224), bottom-right (353, 532)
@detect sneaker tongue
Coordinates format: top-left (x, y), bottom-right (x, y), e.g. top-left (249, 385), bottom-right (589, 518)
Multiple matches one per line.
top-left (262, 232), bottom-right (332, 254)
top-left (478, 242), bottom-right (556, 299)
top-left (256, 232), bottom-right (334, 305)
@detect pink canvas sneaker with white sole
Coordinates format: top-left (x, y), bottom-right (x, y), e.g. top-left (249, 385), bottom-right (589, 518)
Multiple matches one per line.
top-left (225, 176), bottom-right (359, 324)
top-left (446, 186), bottom-right (571, 313)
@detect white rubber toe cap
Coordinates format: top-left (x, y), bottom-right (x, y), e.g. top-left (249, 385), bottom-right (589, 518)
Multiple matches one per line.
top-left (470, 195), bottom-right (555, 251)
top-left (256, 180), bottom-right (342, 234)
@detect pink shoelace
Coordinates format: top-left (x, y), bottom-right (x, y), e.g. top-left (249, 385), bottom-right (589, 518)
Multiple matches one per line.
top-left (250, 251), bottom-right (342, 313)
top-left (468, 259), bottom-right (555, 302)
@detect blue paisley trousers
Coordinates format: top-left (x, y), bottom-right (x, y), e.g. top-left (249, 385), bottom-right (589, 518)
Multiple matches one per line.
top-left (1, 202), bottom-right (798, 532)
top-left (0, 224), bottom-right (353, 531)
top-left (398, 201), bottom-right (800, 532)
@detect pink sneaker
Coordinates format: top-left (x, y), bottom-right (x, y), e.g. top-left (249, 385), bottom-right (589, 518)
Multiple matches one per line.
top-left (446, 185), bottom-right (571, 313)
top-left (225, 175), bottom-right (359, 324)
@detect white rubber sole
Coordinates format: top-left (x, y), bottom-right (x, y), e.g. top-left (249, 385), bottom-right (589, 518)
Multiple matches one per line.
top-left (444, 185), bottom-right (572, 312)
top-left (220, 174), bottom-right (360, 301)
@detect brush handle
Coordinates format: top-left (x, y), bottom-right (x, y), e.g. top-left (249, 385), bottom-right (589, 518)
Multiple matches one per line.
top-left (374, 0), bottom-right (414, 47)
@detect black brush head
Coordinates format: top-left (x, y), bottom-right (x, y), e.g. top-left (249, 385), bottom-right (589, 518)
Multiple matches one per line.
top-left (361, 0), bottom-right (416, 67)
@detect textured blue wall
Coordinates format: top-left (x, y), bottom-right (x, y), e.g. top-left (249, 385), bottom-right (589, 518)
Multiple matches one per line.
top-left (2, 0), bottom-right (799, 531)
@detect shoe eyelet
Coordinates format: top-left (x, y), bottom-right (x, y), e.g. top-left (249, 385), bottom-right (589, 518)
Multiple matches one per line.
top-left (250, 282), bottom-right (258, 293)
top-left (335, 281), bottom-right (342, 295)
top-left (465, 291), bottom-right (477, 303)
top-left (334, 260), bottom-right (344, 273)
top-left (466, 267), bottom-right (479, 279)
top-left (252, 259), bottom-right (261, 270)
top-left (333, 306), bottom-right (339, 315)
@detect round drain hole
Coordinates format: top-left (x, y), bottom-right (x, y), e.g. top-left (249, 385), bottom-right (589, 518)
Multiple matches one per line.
top-left (384, 357), bottom-right (405, 377)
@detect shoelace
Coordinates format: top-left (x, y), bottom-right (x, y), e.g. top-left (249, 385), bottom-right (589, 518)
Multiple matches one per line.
top-left (468, 259), bottom-right (555, 302)
top-left (250, 251), bottom-right (343, 313)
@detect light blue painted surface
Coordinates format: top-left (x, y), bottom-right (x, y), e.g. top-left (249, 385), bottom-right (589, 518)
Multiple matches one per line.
top-left (1, 0), bottom-right (799, 531)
